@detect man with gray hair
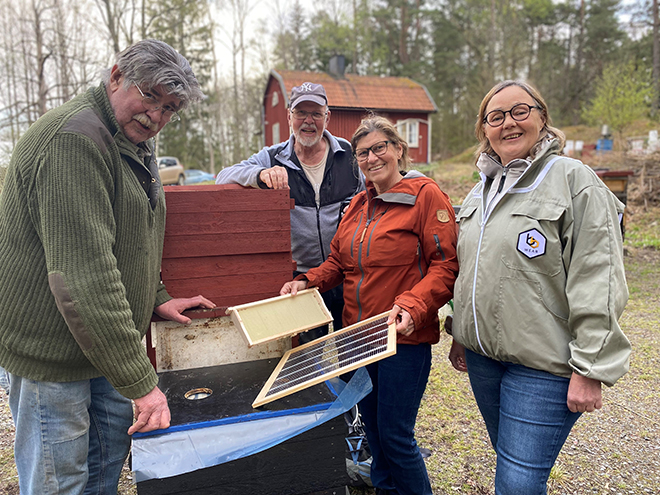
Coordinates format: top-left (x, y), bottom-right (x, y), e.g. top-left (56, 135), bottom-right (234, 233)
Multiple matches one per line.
top-left (0, 39), bottom-right (214, 494)
top-left (216, 82), bottom-right (362, 342)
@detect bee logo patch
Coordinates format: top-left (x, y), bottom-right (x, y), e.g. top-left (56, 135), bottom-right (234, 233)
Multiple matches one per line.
top-left (517, 229), bottom-right (546, 259)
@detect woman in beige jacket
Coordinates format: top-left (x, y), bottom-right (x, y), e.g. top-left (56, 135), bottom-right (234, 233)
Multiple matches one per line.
top-left (449, 80), bottom-right (631, 495)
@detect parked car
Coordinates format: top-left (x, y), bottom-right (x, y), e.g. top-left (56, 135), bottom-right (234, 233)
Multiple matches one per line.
top-left (184, 169), bottom-right (216, 185)
top-left (158, 156), bottom-right (185, 185)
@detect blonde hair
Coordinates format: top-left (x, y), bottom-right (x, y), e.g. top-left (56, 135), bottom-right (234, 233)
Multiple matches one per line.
top-left (475, 80), bottom-right (565, 162)
top-left (351, 115), bottom-right (411, 170)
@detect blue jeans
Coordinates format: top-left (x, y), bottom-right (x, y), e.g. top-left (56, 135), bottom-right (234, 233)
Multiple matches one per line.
top-left (7, 373), bottom-right (133, 495)
top-left (359, 343), bottom-right (432, 495)
top-left (465, 349), bottom-right (581, 495)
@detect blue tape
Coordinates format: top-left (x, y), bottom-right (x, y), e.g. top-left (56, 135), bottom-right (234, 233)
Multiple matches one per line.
top-left (133, 400), bottom-right (334, 439)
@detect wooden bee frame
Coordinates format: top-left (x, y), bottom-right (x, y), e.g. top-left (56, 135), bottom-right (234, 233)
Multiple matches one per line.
top-left (226, 288), bottom-right (333, 347)
top-left (253, 312), bottom-right (396, 408)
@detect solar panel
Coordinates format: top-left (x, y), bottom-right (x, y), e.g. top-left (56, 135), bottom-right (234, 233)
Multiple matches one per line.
top-left (253, 312), bottom-right (396, 408)
top-left (227, 288), bottom-right (333, 347)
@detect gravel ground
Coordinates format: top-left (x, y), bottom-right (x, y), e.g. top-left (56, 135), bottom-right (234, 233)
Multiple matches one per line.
top-left (1, 230), bottom-right (658, 495)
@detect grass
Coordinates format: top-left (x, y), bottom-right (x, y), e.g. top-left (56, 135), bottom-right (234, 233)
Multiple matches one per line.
top-left (625, 206), bottom-right (660, 249)
top-left (429, 160), bottom-right (478, 205)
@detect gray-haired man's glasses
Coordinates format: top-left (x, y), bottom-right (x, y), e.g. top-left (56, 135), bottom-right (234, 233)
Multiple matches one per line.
top-left (290, 109), bottom-right (327, 121)
top-left (134, 83), bottom-right (181, 122)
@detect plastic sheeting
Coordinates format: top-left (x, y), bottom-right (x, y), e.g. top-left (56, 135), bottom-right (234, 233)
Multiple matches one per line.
top-left (132, 367), bottom-right (372, 482)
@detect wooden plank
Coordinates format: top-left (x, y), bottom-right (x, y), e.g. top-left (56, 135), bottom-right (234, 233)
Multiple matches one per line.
top-left (164, 186), bottom-right (291, 212)
top-left (163, 272), bottom-right (291, 299)
top-left (162, 232), bottom-right (291, 258)
top-left (164, 210), bottom-right (290, 236)
top-left (226, 289), bottom-right (333, 347)
top-left (600, 178), bottom-right (627, 193)
top-left (161, 253), bottom-right (293, 280)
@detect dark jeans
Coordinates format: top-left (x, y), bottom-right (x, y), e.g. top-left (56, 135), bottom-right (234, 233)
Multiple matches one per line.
top-left (359, 343), bottom-right (432, 495)
top-left (465, 349), bottom-right (581, 495)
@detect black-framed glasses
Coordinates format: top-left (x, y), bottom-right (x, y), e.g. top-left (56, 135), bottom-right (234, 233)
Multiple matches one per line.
top-left (134, 83), bottom-right (180, 122)
top-left (355, 140), bottom-right (391, 162)
top-left (483, 103), bottom-right (540, 127)
top-left (290, 109), bottom-right (327, 121)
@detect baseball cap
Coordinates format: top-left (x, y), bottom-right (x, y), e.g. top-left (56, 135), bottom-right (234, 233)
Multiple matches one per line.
top-left (289, 82), bottom-right (328, 109)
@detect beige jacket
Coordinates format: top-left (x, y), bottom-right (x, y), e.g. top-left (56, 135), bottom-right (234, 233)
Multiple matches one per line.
top-left (453, 141), bottom-right (631, 386)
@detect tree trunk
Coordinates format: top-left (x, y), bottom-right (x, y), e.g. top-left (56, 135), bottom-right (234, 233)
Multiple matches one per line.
top-left (399, 2), bottom-right (409, 65)
top-left (653, 0), bottom-right (659, 115)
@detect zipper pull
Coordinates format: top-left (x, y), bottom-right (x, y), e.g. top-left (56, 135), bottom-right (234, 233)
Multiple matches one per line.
top-left (359, 219), bottom-right (371, 243)
top-left (497, 168), bottom-right (508, 194)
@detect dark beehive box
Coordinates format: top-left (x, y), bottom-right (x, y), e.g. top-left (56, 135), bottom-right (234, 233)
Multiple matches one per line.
top-left (136, 360), bottom-right (350, 495)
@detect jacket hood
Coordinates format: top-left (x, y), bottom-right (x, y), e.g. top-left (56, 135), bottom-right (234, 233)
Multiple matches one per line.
top-left (476, 138), bottom-right (561, 177)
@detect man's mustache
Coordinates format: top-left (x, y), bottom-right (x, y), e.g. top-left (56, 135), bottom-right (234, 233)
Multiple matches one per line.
top-left (134, 113), bottom-right (158, 131)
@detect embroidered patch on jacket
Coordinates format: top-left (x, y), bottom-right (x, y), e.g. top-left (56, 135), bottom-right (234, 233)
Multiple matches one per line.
top-left (517, 229), bottom-right (546, 258)
top-left (436, 209), bottom-right (450, 223)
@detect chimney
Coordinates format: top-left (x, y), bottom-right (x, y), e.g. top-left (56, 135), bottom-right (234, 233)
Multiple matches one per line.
top-left (328, 55), bottom-right (346, 79)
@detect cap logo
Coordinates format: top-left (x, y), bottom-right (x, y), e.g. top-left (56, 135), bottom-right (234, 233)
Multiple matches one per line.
top-left (517, 229), bottom-right (546, 258)
top-left (300, 82), bottom-right (314, 92)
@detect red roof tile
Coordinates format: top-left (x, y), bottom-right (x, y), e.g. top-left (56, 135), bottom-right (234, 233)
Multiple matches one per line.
top-left (271, 70), bottom-right (437, 113)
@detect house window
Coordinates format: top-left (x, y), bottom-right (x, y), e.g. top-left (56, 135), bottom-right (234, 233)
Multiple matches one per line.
top-left (272, 123), bottom-right (280, 144)
top-left (272, 91), bottom-right (279, 107)
top-left (396, 119), bottom-right (419, 148)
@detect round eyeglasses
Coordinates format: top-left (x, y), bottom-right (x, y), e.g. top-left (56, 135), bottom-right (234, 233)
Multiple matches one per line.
top-left (355, 140), bottom-right (391, 163)
top-left (134, 83), bottom-right (181, 122)
top-left (483, 103), bottom-right (540, 127)
top-left (290, 109), bottom-right (327, 121)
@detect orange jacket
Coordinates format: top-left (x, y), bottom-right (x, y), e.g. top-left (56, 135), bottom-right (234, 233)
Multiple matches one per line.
top-left (302, 172), bottom-right (458, 345)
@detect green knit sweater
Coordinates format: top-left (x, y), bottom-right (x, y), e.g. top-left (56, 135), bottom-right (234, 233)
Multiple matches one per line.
top-left (0, 83), bottom-right (172, 399)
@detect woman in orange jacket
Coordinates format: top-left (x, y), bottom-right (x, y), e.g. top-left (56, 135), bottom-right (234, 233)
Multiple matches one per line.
top-left (281, 116), bottom-right (458, 495)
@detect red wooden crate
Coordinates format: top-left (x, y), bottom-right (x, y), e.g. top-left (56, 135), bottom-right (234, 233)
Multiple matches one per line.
top-left (159, 184), bottom-right (294, 317)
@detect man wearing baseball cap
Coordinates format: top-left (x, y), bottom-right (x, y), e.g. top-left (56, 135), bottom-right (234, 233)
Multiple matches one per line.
top-left (217, 82), bottom-right (362, 341)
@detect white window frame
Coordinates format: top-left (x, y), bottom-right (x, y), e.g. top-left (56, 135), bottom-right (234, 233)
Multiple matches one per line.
top-left (272, 91), bottom-right (279, 107)
top-left (396, 119), bottom-right (419, 148)
top-left (272, 122), bottom-right (280, 145)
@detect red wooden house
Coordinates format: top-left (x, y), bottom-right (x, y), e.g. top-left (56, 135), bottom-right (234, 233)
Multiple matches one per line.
top-left (264, 66), bottom-right (438, 163)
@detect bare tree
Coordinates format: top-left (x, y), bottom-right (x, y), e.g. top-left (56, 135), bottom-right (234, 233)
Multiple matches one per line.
top-left (653, 0), bottom-right (659, 114)
top-left (0, 0), bottom-right (107, 147)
